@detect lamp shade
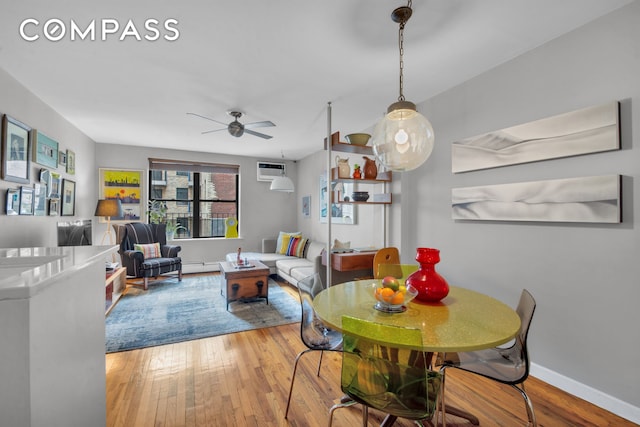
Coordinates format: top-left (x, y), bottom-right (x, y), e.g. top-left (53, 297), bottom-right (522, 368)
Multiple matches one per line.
top-left (371, 101), bottom-right (435, 172)
top-left (270, 176), bottom-right (295, 192)
top-left (94, 199), bottom-right (123, 218)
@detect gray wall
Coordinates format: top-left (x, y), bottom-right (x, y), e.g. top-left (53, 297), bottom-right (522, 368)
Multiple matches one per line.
top-left (0, 68), bottom-right (96, 248)
top-left (94, 143), bottom-right (298, 269)
top-left (402, 3), bottom-right (639, 415)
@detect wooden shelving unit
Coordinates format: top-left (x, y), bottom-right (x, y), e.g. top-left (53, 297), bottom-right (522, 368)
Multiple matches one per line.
top-left (324, 131), bottom-right (374, 155)
top-left (330, 167), bottom-right (392, 205)
top-left (324, 131), bottom-right (393, 206)
top-left (105, 267), bottom-right (126, 315)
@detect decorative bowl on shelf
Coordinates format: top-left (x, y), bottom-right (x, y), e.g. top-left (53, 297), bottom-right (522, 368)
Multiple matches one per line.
top-left (345, 133), bottom-right (371, 146)
top-left (352, 191), bottom-right (370, 202)
top-left (371, 281), bottom-right (419, 313)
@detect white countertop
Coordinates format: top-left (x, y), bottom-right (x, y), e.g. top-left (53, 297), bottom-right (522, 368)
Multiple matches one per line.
top-left (0, 245), bottom-right (117, 300)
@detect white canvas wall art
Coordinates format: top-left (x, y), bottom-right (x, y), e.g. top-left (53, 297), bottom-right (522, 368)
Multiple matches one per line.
top-left (452, 101), bottom-right (620, 173)
top-left (452, 175), bottom-right (621, 223)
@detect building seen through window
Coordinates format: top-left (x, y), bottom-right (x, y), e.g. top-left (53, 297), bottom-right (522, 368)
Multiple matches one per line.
top-left (148, 160), bottom-right (239, 238)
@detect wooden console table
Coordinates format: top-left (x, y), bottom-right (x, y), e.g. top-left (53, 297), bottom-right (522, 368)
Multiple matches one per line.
top-left (322, 251), bottom-right (375, 272)
top-left (105, 267), bottom-right (127, 315)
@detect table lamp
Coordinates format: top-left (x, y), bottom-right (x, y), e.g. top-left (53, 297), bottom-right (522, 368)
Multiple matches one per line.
top-left (95, 199), bottom-right (123, 245)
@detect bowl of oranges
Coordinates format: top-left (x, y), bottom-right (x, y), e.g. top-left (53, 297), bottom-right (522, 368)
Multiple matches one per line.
top-left (372, 276), bottom-right (419, 313)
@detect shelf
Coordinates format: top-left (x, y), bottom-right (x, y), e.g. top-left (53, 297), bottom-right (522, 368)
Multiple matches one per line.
top-left (105, 267), bottom-right (127, 315)
top-left (331, 167), bottom-right (391, 183)
top-left (324, 131), bottom-right (373, 155)
top-left (332, 193), bottom-right (392, 205)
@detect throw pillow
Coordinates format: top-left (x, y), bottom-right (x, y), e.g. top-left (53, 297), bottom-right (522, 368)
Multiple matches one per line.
top-left (277, 231), bottom-right (301, 254)
top-left (134, 242), bottom-right (161, 259)
top-left (332, 239), bottom-right (351, 250)
top-left (285, 236), bottom-right (309, 258)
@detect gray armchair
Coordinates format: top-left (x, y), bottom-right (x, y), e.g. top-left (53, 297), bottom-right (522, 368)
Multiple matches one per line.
top-left (114, 222), bottom-right (182, 290)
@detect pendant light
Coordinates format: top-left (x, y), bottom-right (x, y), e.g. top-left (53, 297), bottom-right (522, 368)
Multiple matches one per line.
top-left (371, 1), bottom-right (435, 172)
top-left (270, 151), bottom-right (295, 192)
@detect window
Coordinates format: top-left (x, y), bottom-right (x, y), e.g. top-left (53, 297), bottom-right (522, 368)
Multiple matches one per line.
top-left (176, 187), bottom-right (189, 206)
top-left (150, 188), bottom-right (163, 200)
top-left (148, 158), bottom-right (239, 239)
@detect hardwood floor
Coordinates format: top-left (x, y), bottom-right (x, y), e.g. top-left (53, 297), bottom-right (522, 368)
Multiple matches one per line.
top-left (106, 281), bottom-right (635, 427)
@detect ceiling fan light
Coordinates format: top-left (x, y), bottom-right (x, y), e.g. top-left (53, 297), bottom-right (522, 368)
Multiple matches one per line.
top-left (371, 101), bottom-right (435, 172)
top-left (270, 176), bottom-right (295, 192)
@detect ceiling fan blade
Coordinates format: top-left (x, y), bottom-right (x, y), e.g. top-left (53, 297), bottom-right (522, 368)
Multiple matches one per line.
top-left (201, 128), bottom-right (227, 135)
top-left (244, 120), bottom-right (275, 129)
top-left (187, 112), bottom-right (228, 126)
top-left (244, 128), bottom-right (273, 139)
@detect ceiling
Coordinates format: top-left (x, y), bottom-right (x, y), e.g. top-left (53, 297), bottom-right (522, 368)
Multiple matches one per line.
top-left (0, 0), bottom-right (632, 161)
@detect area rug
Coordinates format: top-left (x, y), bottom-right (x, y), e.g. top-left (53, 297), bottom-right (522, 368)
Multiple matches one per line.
top-left (105, 274), bottom-right (300, 353)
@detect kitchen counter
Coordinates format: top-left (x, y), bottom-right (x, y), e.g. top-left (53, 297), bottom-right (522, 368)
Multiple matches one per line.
top-left (0, 245), bottom-right (116, 427)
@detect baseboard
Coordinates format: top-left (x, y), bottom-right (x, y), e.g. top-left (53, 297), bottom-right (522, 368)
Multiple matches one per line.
top-left (531, 363), bottom-right (640, 424)
top-left (182, 262), bottom-right (221, 274)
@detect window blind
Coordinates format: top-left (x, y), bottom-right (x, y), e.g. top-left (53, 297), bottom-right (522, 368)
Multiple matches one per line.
top-left (148, 158), bottom-right (239, 174)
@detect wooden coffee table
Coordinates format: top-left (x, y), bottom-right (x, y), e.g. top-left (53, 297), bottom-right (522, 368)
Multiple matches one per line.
top-left (219, 260), bottom-right (270, 310)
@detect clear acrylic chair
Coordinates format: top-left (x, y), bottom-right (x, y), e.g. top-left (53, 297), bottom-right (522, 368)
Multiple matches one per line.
top-left (376, 263), bottom-right (419, 281)
top-left (439, 289), bottom-right (537, 426)
top-left (328, 315), bottom-right (442, 427)
top-left (284, 273), bottom-right (343, 419)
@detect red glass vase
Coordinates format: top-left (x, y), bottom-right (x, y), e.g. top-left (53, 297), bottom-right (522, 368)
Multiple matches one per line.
top-left (406, 248), bottom-right (449, 303)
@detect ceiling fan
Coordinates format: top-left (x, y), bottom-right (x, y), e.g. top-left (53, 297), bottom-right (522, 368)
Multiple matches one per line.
top-left (187, 110), bottom-right (275, 139)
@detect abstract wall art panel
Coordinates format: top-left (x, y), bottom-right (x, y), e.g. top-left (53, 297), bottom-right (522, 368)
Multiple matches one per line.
top-left (452, 101), bottom-right (620, 173)
top-left (452, 175), bottom-right (621, 223)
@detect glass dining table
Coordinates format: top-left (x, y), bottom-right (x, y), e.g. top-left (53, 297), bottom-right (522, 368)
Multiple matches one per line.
top-left (313, 279), bottom-right (521, 426)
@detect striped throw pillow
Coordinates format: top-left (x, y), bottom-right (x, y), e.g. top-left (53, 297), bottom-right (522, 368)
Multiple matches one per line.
top-left (134, 243), bottom-right (161, 259)
top-left (277, 232), bottom-right (301, 254)
top-left (285, 237), bottom-right (309, 258)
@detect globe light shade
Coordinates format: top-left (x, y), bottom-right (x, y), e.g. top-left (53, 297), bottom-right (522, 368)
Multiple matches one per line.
top-left (371, 101), bottom-right (435, 171)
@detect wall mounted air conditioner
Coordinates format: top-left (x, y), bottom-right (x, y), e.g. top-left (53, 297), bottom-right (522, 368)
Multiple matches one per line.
top-left (257, 161), bottom-right (286, 181)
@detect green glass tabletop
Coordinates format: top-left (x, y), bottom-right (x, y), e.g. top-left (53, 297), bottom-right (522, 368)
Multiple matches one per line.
top-left (313, 280), bottom-right (521, 352)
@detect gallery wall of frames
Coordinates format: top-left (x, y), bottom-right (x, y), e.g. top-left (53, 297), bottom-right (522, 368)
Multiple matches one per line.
top-left (2, 113), bottom-right (77, 217)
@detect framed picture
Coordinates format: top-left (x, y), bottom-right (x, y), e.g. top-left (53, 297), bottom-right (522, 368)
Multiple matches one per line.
top-left (49, 198), bottom-right (59, 216)
top-left (19, 186), bottom-right (34, 215)
top-left (99, 168), bottom-right (142, 221)
top-left (66, 149), bottom-right (75, 174)
top-left (1, 115), bottom-right (31, 183)
top-left (33, 183), bottom-right (47, 216)
top-left (40, 168), bottom-right (53, 197)
top-left (319, 174), bottom-right (356, 225)
top-left (33, 131), bottom-right (58, 169)
top-left (61, 179), bottom-right (76, 216)
top-left (50, 172), bottom-right (61, 198)
top-left (302, 195), bottom-right (311, 218)
top-left (6, 188), bottom-right (20, 215)
top-left (58, 150), bottom-right (67, 169)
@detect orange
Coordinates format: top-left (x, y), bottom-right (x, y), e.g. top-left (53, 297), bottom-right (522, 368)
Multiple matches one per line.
top-left (390, 291), bottom-right (405, 305)
top-left (379, 287), bottom-right (395, 302)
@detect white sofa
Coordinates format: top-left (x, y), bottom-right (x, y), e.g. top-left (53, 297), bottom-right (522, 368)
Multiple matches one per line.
top-left (225, 238), bottom-right (325, 288)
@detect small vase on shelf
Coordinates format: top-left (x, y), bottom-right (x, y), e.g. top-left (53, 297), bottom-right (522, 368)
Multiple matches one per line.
top-left (353, 164), bottom-right (362, 179)
top-left (363, 156), bottom-right (378, 179)
top-left (405, 248), bottom-right (449, 303)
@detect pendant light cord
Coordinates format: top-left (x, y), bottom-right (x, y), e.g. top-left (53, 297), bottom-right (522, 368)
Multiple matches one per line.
top-left (397, 0), bottom-right (412, 102)
top-left (398, 16), bottom-right (405, 102)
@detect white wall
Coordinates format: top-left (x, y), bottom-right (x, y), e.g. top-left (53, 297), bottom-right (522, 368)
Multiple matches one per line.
top-left (0, 68), bottom-right (96, 248)
top-left (94, 143), bottom-right (298, 268)
top-left (403, 3), bottom-right (639, 419)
